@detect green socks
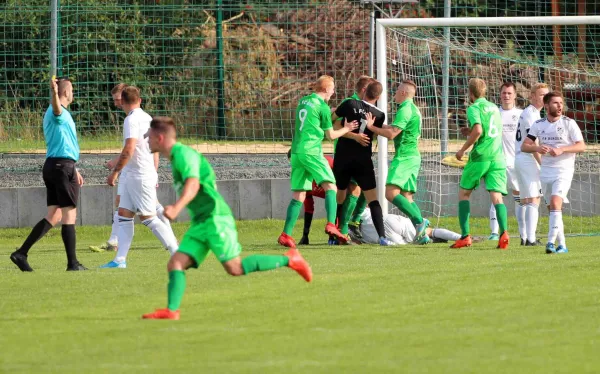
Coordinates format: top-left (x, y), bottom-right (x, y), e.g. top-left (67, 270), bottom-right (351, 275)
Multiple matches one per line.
top-left (458, 200), bottom-right (470, 236)
top-left (167, 270), bottom-right (186, 312)
top-left (325, 190), bottom-right (337, 224)
top-left (242, 255), bottom-right (289, 274)
top-left (283, 199), bottom-right (303, 235)
top-left (340, 194), bottom-right (358, 235)
top-left (391, 194), bottom-right (423, 225)
top-left (350, 193), bottom-right (367, 222)
top-left (495, 203), bottom-right (508, 233)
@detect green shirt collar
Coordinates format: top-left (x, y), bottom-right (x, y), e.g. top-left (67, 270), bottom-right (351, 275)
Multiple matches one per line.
top-left (473, 97), bottom-right (487, 104)
top-left (398, 98), bottom-right (414, 108)
top-left (310, 92), bottom-right (326, 105)
top-left (351, 93), bottom-right (360, 100)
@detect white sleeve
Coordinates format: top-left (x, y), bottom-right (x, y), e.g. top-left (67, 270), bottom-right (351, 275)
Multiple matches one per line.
top-left (568, 119), bottom-right (584, 143)
top-left (528, 121), bottom-right (539, 138)
top-left (124, 117), bottom-right (139, 140)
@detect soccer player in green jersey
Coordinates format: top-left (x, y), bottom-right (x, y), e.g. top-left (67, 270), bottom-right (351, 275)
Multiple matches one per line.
top-left (366, 80), bottom-right (430, 244)
top-left (142, 117), bottom-right (312, 320)
top-left (453, 78), bottom-right (509, 249)
top-left (279, 75), bottom-right (358, 248)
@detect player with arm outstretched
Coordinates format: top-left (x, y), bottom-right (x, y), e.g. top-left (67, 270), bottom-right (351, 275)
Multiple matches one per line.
top-left (278, 75), bottom-right (358, 248)
top-left (514, 83), bottom-right (550, 246)
top-left (331, 80), bottom-right (392, 246)
top-left (522, 92), bottom-right (586, 254)
top-left (366, 80), bottom-right (430, 244)
top-left (142, 117), bottom-right (312, 320)
top-left (453, 78), bottom-right (509, 249)
top-left (488, 82), bottom-right (524, 242)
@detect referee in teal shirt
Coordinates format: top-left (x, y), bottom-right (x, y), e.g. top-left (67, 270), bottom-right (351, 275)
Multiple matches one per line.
top-left (10, 77), bottom-right (87, 271)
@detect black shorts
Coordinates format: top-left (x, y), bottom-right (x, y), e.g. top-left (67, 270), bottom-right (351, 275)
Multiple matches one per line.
top-left (333, 155), bottom-right (377, 191)
top-left (42, 158), bottom-right (79, 208)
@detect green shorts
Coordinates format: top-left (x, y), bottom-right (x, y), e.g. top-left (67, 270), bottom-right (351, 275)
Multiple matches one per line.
top-left (459, 160), bottom-right (507, 195)
top-left (178, 215), bottom-right (242, 268)
top-left (290, 153), bottom-right (335, 191)
top-left (386, 156), bottom-right (421, 193)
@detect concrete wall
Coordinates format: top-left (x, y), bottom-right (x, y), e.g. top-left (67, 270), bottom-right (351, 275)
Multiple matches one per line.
top-left (1, 174), bottom-right (598, 228)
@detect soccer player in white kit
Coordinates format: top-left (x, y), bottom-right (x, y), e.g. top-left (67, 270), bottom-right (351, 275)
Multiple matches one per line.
top-left (514, 83), bottom-right (549, 246)
top-left (359, 209), bottom-right (462, 245)
top-left (489, 82), bottom-right (524, 242)
top-left (521, 92), bottom-right (586, 254)
top-left (100, 86), bottom-right (179, 268)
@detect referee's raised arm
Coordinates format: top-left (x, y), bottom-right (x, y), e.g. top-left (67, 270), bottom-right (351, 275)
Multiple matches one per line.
top-left (9, 76), bottom-right (87, 272)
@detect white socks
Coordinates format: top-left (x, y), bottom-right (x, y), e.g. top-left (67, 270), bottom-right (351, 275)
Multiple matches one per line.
top-left (156, 203), bottom-right (172, 229)
top-left (525, 203), bottom-right (539, 243)
top-left (431, 228), bottom-right (461, 241)
top-left (107, 210), bottom-right (119, 246)
top-left (514, 195), bottom-right (526, 241)
top-left (489, 204), bottom-right (499, 235)
top-left (142, 216), bottom-right (179, 255)
top-left (548, 210), bottom-right (563, 245)
top-left (115, 216), bottom-right (134, 261)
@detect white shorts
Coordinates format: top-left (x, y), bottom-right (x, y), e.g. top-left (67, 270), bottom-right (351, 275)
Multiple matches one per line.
top-left (514, 155), bottom-right (542, 199)
top-left (540, 170), bottom-right (572, 204)
top-left (117, 170), bottom-right (128, 196)
top-left (505, 165), bottom-right (519, 192)
top-left (119, 175), bottom-right (158, 216)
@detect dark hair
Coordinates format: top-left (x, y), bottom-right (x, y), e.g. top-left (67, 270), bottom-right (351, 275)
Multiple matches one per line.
top-left (150, 116), bottom-right (176, 135)
top-left (500, 81), bottom-right (516, 91)
top-left (287, 148), bottom-right (291, 160)
top-left (365, 81), bottom-right (383, 100)
top-left (543, 91), bottom-right (563, 105)
top-left (121, 86), bottom-right (141, 105)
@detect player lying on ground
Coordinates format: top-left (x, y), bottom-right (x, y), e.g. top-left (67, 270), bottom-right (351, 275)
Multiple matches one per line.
top-left (142, 117), bottom-right (312, 320)
top-left (359, 209), bottom-right (465, 245)
top-left (521, 91), bottom-right (585, 254)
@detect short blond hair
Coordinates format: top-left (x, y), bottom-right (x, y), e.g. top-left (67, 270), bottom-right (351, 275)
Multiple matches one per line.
top-left (469, 78), bottom-right (487, 99)
top-left (313, 75), bottom-right (334, 93)
top-left (355, 75), bottom-right (373, 93)
top-left (531, 82), bottom-right (549, 94)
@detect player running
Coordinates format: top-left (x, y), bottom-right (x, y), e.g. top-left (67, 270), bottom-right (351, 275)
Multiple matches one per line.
top-left (99, 86), bottom-right (179, 268)
top-left (453, 78), bottom-right (509, 249)
top-left (142, 117), bottom-right (312, 320)
top-left (522, 92), bottom-right (585, 254)
top-left (278, 75), bottom-right (358, 248)
top-left (366, 80), bottom-right (430, 244)
top-left (488, 82), bottom-right (525, 242)
top-left (332, 80), bottom-right (392, 245)
top-left (514, 83), bottom-right (550, 246)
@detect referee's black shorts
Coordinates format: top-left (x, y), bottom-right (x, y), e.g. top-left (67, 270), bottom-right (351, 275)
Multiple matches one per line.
top-left (42, 158), bottom-right (79, 208)
top-left (333, 155), bottom-right (377, 192)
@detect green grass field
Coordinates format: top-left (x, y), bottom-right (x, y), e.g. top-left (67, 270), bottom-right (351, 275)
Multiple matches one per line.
top-left (1, 218), bottom-right (599, 373)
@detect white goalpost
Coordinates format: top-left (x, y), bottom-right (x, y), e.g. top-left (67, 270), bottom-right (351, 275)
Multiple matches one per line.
top-left (375, 16), bottom-right (600, 235)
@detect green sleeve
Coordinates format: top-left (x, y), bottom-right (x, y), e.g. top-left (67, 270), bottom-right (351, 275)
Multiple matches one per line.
top-left (174, 148), bottom-right (201, 182)
top-left (320, 104), bottom-right (333, 131)
top-left (391, 105), bottom-right (411, 130)
top-left (466, 105), bottom-right (481, 128)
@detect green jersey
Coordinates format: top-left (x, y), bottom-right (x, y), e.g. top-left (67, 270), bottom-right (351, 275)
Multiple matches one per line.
top-left (170, 142), bottom-right (232, 222)
top-left (291, 93), bottom-right (333, 155)
top-left (391, 98), bottom-right (421, 158)
top-left (333, 93), bottom-right (360, 151)
top-left (466, 98), bottom-right (503, 162)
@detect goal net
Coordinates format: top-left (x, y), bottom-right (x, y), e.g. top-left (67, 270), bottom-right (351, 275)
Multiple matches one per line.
top-left (376, 16), bottom-right (600, 236)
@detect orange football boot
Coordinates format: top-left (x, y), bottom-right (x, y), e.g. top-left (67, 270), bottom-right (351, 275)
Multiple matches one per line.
top-left (450, 235), bottom-right (472, 248)
top-left (285, 248), bottom-right (313, 282)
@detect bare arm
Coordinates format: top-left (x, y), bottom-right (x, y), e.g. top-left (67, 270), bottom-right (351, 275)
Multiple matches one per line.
top-left (50, 77), bottom-right (62, 116)
top-left (113, 138), bottom-right (137, 173)
top-left (521, 137), bottom-right (548, 154)
top-left (325, 120), bottom-right (358, 140)
top-left (163, 178), bottom-right (200, 220)
top-left (455, 124), bottom-right (482, 160)
top-left (368, 124), bottom-right (401, 140)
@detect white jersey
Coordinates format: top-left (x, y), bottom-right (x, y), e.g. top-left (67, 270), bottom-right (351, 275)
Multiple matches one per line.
top-left (360, 210), bottom-right (415, 245)
top-left (499, 106), bottom-right (522, 167)
top-left (122, 108), bottom-right (156, 178)
top-left (515, 105), bottom-right (541, 159)
top-left (528, 116), bottom-right (584, 174)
